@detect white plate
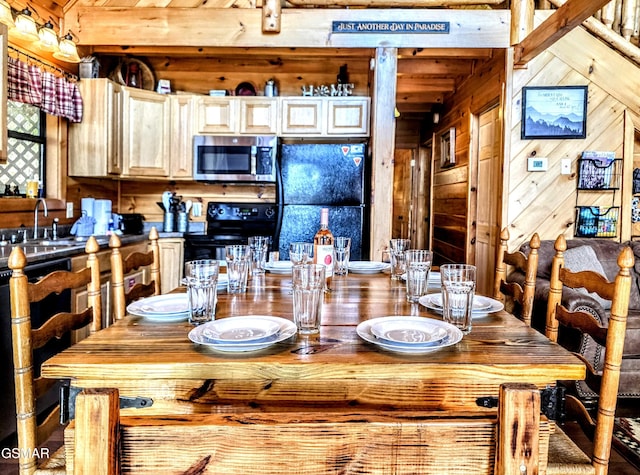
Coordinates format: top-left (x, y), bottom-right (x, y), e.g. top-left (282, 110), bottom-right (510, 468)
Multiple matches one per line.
top-left (265, 261), bottom-right (294, 274)
top-left (127, 294), bottom-right (189, 322)
top-left (370, 319), bottom-right (448, 346)
top-left (357, 316), bottom-right (463, 354)
top-left (419, 294), bottom-right (504, 317)
top-left (202, 316), bottom-right (281, 343)
top-left (348, 261), bottom-right (390, 274)
top-left (189, 316), bottom-right (297, 352)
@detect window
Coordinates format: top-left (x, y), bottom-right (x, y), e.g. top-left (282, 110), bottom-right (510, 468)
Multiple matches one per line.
top-left (0, 100), bottom-right (46, 196)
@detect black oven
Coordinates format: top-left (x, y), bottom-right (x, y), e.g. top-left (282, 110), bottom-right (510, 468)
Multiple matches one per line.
top-left (184, 203), bottom-right (280, 262)
top-left (193, 135), bottom-right (277, 182)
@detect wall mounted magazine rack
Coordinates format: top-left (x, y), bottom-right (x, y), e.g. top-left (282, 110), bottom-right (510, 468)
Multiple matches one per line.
top-left (574, 151), bottom-right (621, 238)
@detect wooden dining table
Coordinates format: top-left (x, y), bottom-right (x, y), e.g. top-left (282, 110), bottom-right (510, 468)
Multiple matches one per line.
top-left (42, 269), bottom-right (585, 416)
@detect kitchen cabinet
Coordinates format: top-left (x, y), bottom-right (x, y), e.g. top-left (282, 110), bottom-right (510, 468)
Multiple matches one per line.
top-left (159, 237), bottom-right (185, 294)
top-left (326, 97), bottom-right (370, 136)
top-left (69, 79), bottom-right (122, 177)
top-left (240, 98), bottom-right (278, 134)
top-left (280, 96), bottom-right (370, 137)
top-left (280, 98), bottom-right (323, 135)
top-left (120, 86), bottom-right (171, 177)
top-left (195, 96), bottom-right (278, 135)
top-left (169, 95), bottom-right (194, 179)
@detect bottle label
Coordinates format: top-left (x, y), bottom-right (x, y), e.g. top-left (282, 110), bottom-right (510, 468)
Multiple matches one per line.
top-left (316, 245), bottom-right (334, 277)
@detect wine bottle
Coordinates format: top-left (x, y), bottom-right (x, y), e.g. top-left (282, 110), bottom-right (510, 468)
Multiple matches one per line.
top-left (313, 208), bottom-right (334, 290)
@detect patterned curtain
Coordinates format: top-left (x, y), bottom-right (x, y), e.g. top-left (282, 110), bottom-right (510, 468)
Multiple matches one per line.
top-left (7, 56), bottom-right (83, 123)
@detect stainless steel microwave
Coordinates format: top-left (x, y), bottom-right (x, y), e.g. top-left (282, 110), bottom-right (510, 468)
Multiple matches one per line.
top-left (193, 135), bottom-right (277, 182)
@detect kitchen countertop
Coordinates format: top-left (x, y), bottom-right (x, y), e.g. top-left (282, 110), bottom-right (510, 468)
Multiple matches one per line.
top-left (0, 233), bottom-right (151, 270)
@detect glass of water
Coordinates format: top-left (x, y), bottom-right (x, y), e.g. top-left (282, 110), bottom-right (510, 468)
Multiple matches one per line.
top-left (440, 264), bottom-right (476, 334)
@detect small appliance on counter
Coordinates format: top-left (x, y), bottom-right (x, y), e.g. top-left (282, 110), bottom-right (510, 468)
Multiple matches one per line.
top-left (120, 213), bottom-right (145, 235)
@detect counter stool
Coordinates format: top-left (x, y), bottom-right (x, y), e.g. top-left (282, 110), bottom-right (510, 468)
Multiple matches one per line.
top-left (8, 237), bottom-right (102, 475)
top-left (110, 226), bottom-right (161, 321)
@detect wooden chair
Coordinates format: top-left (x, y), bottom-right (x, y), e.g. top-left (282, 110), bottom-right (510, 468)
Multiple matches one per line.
top-left (67, 383), bottom-right (545, 475)
top-left (110, 226), bottom-right (161, 321)
top-left (493, 227), bottom-right (540, 326)
top-left (545, 234), bottom-right (634, 475)
top-left (8, 237), bottom-right (102, 475)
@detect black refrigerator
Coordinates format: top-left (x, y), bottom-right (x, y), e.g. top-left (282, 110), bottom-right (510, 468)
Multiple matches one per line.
top-left (276, 140), bottom-right (369, 261)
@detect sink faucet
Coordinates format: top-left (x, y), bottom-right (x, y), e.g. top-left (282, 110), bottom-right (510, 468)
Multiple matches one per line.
top-left (33, 198), bottom-right (48, 240)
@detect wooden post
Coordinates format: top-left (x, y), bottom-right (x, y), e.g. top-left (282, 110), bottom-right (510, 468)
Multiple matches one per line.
top-left (495, 383), bottom-right (541, 475)
top-left (74, 388), bottom-right (120, 475)
top-left (370, 47), bottom-right (397, 261)
top-left (511, 0), bottom-right (535, 45)
top-left (262, 0), bottom-right (281, 33)
top-left (85, 236), bottom-right (102, 333)
top-left (545, 234), bottom-right (566, 342)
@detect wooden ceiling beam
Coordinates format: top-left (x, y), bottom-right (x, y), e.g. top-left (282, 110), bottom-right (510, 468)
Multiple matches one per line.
top-left (396, 77), bottom-right (456, 93)
top-left (514, 0), bottom-right (612, 65)
top-left (397, 47), bottom-right (493, 59)
top-left (64, 7), bottom-right (510, 48)
top-left (87, 45), bottom-right (374, 58)
top-left (397, 58), bottom-right (473, 75)
top-left (284, 0), bottom-right (504, 5)
top-left (396, 91), bottom-right (444, 104)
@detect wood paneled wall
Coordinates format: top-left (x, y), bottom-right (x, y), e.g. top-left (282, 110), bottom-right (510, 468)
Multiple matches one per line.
top-left (504, 19), bottom-right (640, 249)
top-left (430, 51), bottom-right (507, 265)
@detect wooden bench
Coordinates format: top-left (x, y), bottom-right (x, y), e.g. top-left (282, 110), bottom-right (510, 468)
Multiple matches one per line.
top-left (66, 383), bottom-right (548, 475)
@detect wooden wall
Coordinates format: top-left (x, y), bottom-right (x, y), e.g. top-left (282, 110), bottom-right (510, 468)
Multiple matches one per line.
top-left (504, 19), bottom-right (640, 249)
top-left (430, 51), bottom-right (506, 265)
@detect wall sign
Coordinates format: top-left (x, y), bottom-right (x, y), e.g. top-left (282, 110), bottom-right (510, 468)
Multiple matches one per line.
top-left (521, 86), bottom-right (588, 139)
top-left (332, 21), bottom-right (449, 34)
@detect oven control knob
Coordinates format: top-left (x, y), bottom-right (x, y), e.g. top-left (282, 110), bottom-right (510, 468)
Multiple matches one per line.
top-left (265, 207), bottom-right (275, 219)
top-left (217, 208), bottom-right (225, 215)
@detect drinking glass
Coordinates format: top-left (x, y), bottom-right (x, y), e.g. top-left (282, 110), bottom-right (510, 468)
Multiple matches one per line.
top-left (225, 245), bottom-right (251, 294)
top-left (183, 259), bottom-right (220, 325)
top-left (405, 249), bottom-right (433, 302)
top-left (333, 237), bottom-right (351, 276)
top-left (248, 236), bottom-right (270, 276)
top-left (440, 264), bottom-right (477, 334)
top-left (389, 238), bottom-right (411, 280)
top-left (289, 242), bottom-right (314, 265)
top-left (292, 263), bottom-right (325, 334)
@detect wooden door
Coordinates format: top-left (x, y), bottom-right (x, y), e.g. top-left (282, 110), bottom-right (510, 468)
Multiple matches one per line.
top-left (475, 106), bottom-right (501, 296)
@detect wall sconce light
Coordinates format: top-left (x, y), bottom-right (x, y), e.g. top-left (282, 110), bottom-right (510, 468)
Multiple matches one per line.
top-left (0, 0), bottom-right (15, 29)
top-left (53, 32), bottom-right (81, 63)
top-left (13, 8), bottom-right (39, 42)
top-left (37, 20), bottom-right (59, 52)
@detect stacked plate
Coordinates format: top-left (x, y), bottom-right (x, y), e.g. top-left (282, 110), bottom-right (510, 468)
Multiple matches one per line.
top-left (419, 293), bottom-right (504, 318)
top-left (357, 316), bottom-right (463, 354)
top-left (348, 261), bottom-right (390, 274)
top-left (264, 261), bottom-right (294, 274)
top-left (127, 294), bottom-right (190, 322)
top-left (188, 315), bottom-right (297, 352)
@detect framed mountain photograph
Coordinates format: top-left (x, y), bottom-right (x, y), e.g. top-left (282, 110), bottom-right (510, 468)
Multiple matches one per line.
top-left (521, 86), bottom-right (588, 139)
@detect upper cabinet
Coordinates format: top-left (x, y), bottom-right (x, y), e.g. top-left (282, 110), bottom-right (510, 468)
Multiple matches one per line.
top-left (69, 81), bottom-right (370, 179)
top-left (195, 97), bottom-right (278, 135)
top-left (169, 94), bottom-right (194, 180)
top-left (280, 97), bottom-right (370, 137)
top-left (69, 79), bottom-right (122, 177)
top-left (120, 87), bottom-right (171, 177)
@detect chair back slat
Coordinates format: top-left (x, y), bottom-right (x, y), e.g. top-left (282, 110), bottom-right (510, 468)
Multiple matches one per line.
top-left (32, 308), bottom-right (94, 349)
